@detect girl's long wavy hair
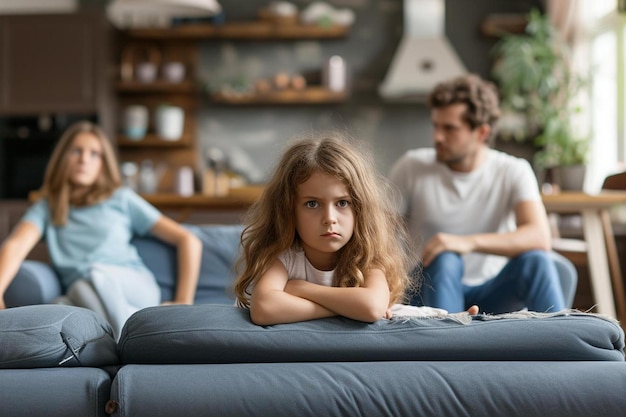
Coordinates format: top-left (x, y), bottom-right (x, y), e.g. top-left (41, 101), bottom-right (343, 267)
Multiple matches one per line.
top-left (234, 132), bottom-right (418, 308)
top-left (39, 121), bottom-right (121, 225)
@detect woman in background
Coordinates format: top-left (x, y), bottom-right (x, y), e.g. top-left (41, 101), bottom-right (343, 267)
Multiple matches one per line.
top-left (0, 121), bottom-right (202, 338)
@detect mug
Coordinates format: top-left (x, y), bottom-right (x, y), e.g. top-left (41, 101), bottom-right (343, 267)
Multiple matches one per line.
top-left (155, 105), bottom-right (184, 141)
top-left (163, 62), bottom-right (185, 83)
top-left (123, 105), bottom-right (148, 140)
top-left (136, 62), bottom-right (157, 83)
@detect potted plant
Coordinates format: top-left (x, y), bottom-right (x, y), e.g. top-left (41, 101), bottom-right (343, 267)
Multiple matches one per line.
top-left (491, 9), bottom-right (589, 190)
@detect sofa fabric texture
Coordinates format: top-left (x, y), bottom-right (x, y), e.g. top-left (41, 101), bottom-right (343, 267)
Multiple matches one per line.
top-left (3, 224), bottom-right (626, 417)
top-left (0, 305), bottom-right (118, 369)
top-left (102, 224), bottom-right (243, 305)
top-left (111, 362), bottom-right (626, 417)
top-left (118, 304), bottom-right (624, 364)
top-left (0, 368), bottom-right (112, 417)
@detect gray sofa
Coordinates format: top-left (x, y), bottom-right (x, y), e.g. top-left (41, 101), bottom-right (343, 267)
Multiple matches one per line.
top-left (2, 224), bottom-right (625, 417)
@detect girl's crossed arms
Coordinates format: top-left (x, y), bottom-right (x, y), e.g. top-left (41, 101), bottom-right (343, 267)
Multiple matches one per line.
top-left (234, 133), bottom-right (418, 325)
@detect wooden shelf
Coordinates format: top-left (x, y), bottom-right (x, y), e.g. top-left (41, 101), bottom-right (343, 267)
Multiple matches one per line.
top-left (116, 80), bottom-right (198, 93)
top-left (123, 21), bottom-right (350, 40)
top-left (481, 14), bottom-right (528, 37)
top-left (141, 186), bottom-right (264, 210)
top-left (211, 87), bottom-right (348, 105)
top-left (117, 133), bottom-right (193, 148)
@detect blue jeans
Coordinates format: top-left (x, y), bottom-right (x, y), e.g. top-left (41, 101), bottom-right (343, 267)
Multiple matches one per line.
top-left (411, 251), bottom-right (566, 314)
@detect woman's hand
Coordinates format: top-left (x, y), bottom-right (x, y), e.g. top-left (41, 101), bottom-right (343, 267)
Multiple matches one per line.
top-left (150, 216), bottom-right (202, 305)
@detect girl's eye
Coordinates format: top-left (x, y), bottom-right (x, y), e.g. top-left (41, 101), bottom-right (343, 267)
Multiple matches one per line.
top-left (90, 150), bottom-right (102, 159)
top-left (70, 148), bottom-right (81, 156)
top-left (305, 201), bottom-right (318, 208)
top-left (337, 200), bottom-right (350, 208)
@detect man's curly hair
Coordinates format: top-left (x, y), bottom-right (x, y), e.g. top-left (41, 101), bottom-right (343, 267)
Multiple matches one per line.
top-left (428, 74), bottom-right (501, 142)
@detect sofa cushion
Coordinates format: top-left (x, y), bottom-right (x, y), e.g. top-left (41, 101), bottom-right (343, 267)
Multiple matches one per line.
top-left (118, 305), bottom-right (625, 364)
top-left (111, 362), bottom-right (626, 417)
top-left (0, 305), bottom-right (118, 369)
top-left (133, 224), bottom-right (244, 304)
top-left (1, 368), bottom-right (112, 417)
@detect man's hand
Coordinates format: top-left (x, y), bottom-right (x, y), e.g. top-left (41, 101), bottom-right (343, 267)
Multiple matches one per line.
top-left (422, 233), bottom-right (475, 266)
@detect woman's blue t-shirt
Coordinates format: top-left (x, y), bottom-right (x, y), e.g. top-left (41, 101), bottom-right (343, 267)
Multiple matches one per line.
top-left (21, 187), bottom-right (161, 289)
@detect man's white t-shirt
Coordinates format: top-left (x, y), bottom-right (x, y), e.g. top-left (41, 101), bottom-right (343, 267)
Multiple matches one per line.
top-left (389, 148), bottom-right (541, 286)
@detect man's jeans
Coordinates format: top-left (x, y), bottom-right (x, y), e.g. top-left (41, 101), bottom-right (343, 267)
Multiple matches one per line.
top-left (411, 250), bottom-right (566, 314)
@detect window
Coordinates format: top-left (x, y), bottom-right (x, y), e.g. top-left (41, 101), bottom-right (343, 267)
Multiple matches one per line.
top-left (585, 0), bottom-right (625, 190)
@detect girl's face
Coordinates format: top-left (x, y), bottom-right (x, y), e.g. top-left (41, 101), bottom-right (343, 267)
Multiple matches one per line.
top-left (294, 170), bottom-right (355, 271)
top-left (66, 132), bottom-right (104, 189)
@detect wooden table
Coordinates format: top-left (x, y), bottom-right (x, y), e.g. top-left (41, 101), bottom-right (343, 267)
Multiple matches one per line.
top-left (542, 191), bottom-right (626, 319)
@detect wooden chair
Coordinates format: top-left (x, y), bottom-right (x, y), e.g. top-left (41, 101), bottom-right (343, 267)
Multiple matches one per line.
top-left (550, 171), bottom-right (626, 318)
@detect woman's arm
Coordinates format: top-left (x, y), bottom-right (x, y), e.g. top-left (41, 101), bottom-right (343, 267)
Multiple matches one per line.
top-left (284, 268), bottom-right (390, 322)
top-left (149, 216), bottom-right (202, 304)
top-left (0, 222), bottom-right (42, 309)
top-left (250, 259), bottom-right (336, 325)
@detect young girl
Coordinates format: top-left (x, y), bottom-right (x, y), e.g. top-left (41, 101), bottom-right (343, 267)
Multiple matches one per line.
top-left (0, 121), bottom-right (202, 338)
top-left (233, 133), bottom-right (420, 325)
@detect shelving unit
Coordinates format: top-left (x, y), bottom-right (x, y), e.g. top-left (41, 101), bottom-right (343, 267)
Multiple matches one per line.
top-left (117, 133), bottom-right (194, 147)
top-left (114, 19), bottom-right (350, 195)
top-left (115, 80), bottom-right (198, 93)
top-left (211, 87), bottom-right (348, 105)
top-left (480, 14), bottom-right (528, 37)
top-left (124, 21), bottom-right (350, 40)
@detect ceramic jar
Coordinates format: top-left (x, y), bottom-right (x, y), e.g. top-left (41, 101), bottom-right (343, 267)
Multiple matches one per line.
top-left (155, 105), bottom-right (184, 141)
top-left (123, 105), bottom-right (148, 140)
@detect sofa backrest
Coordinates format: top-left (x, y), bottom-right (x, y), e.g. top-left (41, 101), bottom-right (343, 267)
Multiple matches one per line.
top-left (131, 224), bottom-right (244, 304)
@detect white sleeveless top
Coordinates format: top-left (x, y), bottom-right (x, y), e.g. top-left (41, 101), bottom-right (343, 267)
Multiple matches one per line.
top-left (278, 247), bottom-right (334, 286)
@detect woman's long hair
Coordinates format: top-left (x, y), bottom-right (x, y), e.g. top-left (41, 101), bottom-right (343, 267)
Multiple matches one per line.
top-left (40, 121), bottom-right (121, 225)
top-left (233, 132), bottom-right (418, 307)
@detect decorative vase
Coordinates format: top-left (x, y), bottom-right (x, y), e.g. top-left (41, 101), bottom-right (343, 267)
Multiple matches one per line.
top-left (155, 105), bottom-right (184, 141)
top-left (552, 165), bottom-right (586, 191)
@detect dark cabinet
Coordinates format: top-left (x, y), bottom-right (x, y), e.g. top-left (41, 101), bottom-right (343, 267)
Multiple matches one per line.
top-left (0, 13), bottom-right (112, 116)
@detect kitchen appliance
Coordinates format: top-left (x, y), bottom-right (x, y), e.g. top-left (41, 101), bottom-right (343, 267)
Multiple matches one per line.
top-left (0, 114), bottom-right (97, 199)
top-left (379, 0), bottom-right (467, 101)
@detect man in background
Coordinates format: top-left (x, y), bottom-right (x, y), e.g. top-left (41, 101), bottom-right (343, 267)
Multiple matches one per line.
top-left (389, 74), bottom-right (566, 314)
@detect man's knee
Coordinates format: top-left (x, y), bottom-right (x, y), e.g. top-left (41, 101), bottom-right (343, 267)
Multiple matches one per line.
top-left (424, 251), bottom-right (464, 283)
top-left (509, 250), bottom-right (559, 289)
top-left (512, 250), bottom-right (553, 269)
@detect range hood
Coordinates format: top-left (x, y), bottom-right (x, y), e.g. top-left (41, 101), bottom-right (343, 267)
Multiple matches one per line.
top-left (379, 0), bottom-right (467, 102)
